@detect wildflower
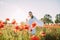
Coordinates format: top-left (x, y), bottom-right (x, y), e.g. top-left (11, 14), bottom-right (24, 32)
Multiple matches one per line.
top-left (40, 31), bottom-right (46, 37)
top-left (0, 24), bottom-right (4, 28)
top-left (30, 35), bottom-right (39, 40)
top-left (15, 25), bottom-right (20, 30)
top-left (12, 19), bottom-right (16, 24)
top-left (32, 22), bottom-right (37, 28)
top-left (6, 18), bottom-right (10, 21)
top-left (24, 24), bottom-right (29, 30)
top-left (0, 21), bottom-right (4, 29)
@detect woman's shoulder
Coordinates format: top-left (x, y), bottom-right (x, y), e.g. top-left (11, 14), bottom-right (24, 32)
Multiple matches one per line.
top-left (33, 16), bottom-right (37, 19)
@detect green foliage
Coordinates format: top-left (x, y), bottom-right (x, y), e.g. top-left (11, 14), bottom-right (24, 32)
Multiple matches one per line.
top-left (41, 14), bottom-right (53, 24)
top-left (55, 14), bottom-right (60, 23)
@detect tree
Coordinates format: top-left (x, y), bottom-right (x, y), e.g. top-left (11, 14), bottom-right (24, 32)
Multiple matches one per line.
top-left (55, 14), bottom-right (60, 23)
top-left (41, 14), bottom-right (53, 24)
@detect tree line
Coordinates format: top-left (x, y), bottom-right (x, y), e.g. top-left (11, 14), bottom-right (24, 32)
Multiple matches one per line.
top-left (40, 13), bottom-right (60, 24)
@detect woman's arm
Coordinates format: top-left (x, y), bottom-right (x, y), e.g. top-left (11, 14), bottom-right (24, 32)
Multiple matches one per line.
top-left (34, 17), bottom-right (44, 27)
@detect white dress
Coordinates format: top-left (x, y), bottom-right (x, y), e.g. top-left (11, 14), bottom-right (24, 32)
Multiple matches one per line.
top-left (28, 16), bottom-right (44, 34)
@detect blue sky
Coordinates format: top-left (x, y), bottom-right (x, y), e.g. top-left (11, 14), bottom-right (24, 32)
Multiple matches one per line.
top-left (0, 0), bottom-right (60, 23)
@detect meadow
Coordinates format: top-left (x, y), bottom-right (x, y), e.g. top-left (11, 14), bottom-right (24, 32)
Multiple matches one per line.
top-left (0, 18), bottom-right (60, 40)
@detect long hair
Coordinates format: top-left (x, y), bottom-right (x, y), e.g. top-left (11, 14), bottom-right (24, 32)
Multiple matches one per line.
top-left (31, 15), bottom-right (34, 19)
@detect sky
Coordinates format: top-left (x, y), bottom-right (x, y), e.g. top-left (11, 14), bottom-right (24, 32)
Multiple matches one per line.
top-left (0, 0), bottom-right (60, 23)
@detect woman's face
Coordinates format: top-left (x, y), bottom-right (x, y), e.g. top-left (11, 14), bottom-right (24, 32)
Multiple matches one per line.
top-left (29, 13), bottom-right (33, 17)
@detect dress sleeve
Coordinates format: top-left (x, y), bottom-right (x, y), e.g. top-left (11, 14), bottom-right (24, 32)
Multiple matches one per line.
top-left (34, 17), bottom-right (44, 27)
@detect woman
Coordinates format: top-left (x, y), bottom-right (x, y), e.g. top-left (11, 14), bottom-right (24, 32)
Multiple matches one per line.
top-left (28, 11), bottom-right (44, 34)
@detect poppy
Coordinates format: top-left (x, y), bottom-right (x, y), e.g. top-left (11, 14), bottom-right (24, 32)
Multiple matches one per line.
top-left (24, 24), bottom-right (29, 30)
top-left (30, 35), bottom-right (39, 40)
top-left (15, 25), bottom-right (20, 30)
top-left (6, 18), bottom-right (10, 21)
top-left (32, 22), bottom-right (36, 28)
top-left (40, 31), bottom-right (46, 37)
top-left (12, 20), bottom-right (16, 24)
top-left (0, 21), bottom-right (4, 29)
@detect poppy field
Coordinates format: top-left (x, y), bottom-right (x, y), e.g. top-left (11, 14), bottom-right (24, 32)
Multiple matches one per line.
top-left (0, 18), bottom-right (60, 40)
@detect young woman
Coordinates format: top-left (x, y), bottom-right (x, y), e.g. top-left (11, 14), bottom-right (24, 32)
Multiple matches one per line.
top-left (28, 11), bottom-right (44, 34)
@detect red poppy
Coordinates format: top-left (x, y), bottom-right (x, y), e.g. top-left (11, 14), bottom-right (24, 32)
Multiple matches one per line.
top-left (32, 22), bottom-right (36, 28)
top-left (24, 24), bottom-right (29, 30)
top-left (0, 21), bottom-right (4, 29)
top-left (12, 20), bottom-right (16, 24)
top-left (6, 18), bottom-right (10, 21)
top-left (0, 24), bottom-right (4, 28)
top-left (30, 35), bottom-right (39, 40)
top-left (15, 25), bottom-right (20, 30)
top-left (40, 31), bottom-right (46, 37)
top-left (2, 22), bottom-right (5, 24)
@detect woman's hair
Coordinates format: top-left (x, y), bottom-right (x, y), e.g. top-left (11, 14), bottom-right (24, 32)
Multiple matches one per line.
top-left (29, 11), bottom-right (32, 13)
top-left (31, 15), bottom-right (34, 19)
top-left (29, 11), bottom-right (34, 19)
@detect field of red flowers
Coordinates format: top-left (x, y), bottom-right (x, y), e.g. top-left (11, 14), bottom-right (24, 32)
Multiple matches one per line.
top-left (0, 18), bottom-right (60, 40)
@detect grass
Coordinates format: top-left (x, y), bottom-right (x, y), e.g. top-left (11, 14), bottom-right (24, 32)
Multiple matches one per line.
top-left (0, 23), bottom-right (60, 40)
